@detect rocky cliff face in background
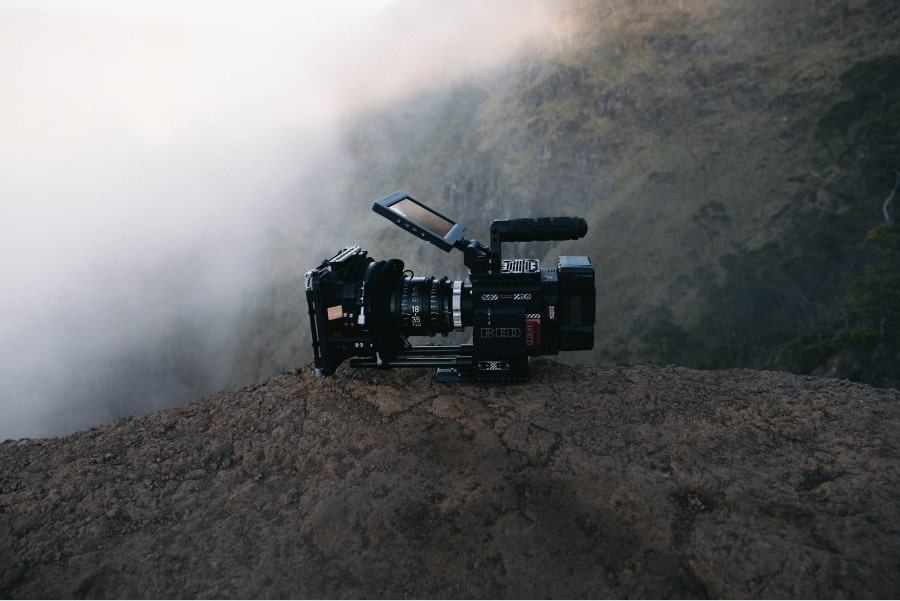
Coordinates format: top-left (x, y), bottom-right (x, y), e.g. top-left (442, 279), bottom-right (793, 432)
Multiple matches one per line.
top-left (2, 362), bottom-right (899, 598)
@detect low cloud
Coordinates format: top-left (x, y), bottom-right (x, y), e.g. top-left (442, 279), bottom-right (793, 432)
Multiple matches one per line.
top-left (0, 0), bottom-right (555, 439)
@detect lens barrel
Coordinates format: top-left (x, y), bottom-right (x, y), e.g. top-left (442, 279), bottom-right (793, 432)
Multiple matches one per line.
top-left (392, 276), bottom-right (468, 336)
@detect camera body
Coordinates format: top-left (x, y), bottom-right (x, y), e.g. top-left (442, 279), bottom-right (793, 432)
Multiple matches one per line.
top-left (305, 192), bottom-right (595, 382)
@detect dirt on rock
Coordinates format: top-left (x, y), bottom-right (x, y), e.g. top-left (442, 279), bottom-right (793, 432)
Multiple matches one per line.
top-left (1, 361), bottom-right (899, 598)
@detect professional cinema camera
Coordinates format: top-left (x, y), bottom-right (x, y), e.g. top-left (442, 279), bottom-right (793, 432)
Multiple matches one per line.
top-left (305, 192), bottom-right (595, 382)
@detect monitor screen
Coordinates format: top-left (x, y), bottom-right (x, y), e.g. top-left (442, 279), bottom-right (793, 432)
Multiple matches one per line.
top-left (372, 192), bottom-right (466, 252)
top-left (388, 198), bottom-right (455, 237)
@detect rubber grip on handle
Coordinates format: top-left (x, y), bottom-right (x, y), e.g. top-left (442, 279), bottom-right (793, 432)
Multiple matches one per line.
top-left (492, 217), bottom-right (588, 243)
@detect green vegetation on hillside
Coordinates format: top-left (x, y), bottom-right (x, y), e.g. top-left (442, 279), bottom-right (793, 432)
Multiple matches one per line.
top-left (336, 0), bottom-right (900, 387)
top-left (232, 0), bottom-right (900, 389)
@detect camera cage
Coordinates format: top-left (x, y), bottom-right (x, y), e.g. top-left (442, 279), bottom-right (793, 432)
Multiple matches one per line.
top-left (307, 192), bottom-right (593, 382)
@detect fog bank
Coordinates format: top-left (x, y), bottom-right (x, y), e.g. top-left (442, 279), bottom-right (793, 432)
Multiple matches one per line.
top-left (0, 0), bottom-right (554, 439)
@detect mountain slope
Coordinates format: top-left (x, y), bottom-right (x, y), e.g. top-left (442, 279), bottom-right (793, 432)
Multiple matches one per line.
top-left (328, 0), bottom-right (900, 385)
top-left (90, 0), bottom-right (899, 443)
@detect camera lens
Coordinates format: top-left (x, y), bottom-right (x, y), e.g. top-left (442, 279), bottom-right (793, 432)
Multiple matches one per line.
top-left (392, 276), bottom-right (466, 336)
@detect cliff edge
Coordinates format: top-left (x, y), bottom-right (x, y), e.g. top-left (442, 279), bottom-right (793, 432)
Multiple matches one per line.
top-left (2, 362), bottom-right (899, 598)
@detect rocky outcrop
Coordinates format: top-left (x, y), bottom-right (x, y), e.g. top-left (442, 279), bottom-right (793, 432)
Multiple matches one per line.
top-left (2, 361), bottom-right (898, 598)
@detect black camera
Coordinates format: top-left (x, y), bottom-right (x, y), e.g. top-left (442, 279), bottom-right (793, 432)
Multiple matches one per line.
top-left (305, 192), bottom-right (595, 382)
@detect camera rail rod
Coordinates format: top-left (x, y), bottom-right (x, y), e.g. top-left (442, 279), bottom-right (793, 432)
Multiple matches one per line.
top-left (348, 345), bottom-right (473, 370)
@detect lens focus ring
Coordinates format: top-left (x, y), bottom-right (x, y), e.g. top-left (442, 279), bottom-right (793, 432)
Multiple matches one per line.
top-left (394, 276), bottom-right (457, 336)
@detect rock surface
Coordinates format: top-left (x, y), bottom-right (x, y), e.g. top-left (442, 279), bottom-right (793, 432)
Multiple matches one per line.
top-left (2, 361), bottom-right (899, 598)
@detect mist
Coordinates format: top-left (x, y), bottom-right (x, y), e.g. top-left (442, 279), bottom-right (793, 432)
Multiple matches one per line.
top-left (0, 0), bottom-right (555, 440)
